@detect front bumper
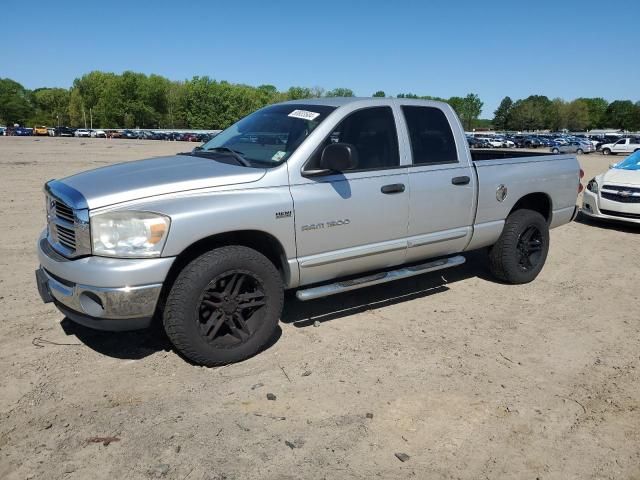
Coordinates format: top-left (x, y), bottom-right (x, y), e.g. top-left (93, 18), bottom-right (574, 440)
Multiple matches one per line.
top-left (37, 234), bottom-right (175, 331)
top-left (582, 190), bottom-right (640, 225)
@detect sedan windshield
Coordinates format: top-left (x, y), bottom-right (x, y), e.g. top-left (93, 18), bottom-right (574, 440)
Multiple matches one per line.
top-left (199, 104), bottom-right (336, 166)
top-left (614, 151), bottom-right (640, 170)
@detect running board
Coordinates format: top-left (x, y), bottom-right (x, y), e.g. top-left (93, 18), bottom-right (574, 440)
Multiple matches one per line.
top-left (295, 255), bottom-right (466, 301)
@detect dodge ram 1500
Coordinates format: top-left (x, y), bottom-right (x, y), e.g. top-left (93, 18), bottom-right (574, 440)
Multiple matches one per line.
top-left (36, 98), bottom-right (582, 365)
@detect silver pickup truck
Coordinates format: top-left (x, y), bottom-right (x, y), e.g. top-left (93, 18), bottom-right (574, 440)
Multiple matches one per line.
top-left (36, 98), bottom-right (582, 366)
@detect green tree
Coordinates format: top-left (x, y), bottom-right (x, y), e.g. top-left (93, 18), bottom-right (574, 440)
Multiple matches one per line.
top-left (372, 90), bottom-right (386, 97)
top-left (507, 95), bottom-right (551, 131)
top-left (326, 88), bottom-right (354, 97)
top-left (31, 88), bottom-right (70, 126)
top-left (604, 100), bottom-right (640, 130)
top-left (449, 93), bottom-right (483, 130)
top-left (576, 97), bottom-right (608, 129)
top-left (0, 78), bottom-right (33, 125)
top-left (286, 86), bottom-right (313, 100)
top-left (493, 96), bottom-right (513, 131)
top-left (565, 100), bottom-right (590, 131)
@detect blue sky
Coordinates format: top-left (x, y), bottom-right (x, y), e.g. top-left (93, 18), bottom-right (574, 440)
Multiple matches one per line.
top-left (2, 0), bottom-right (639, 116)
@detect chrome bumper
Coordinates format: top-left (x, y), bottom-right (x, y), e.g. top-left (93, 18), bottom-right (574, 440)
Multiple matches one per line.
top-left (37, 266), bottom-right (162, 319)
top-left (37, 234), bottom-right (174, 331)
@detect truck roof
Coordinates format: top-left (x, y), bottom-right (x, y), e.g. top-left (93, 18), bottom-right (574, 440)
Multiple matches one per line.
top-left (280, 97), bottom-right (450, 109)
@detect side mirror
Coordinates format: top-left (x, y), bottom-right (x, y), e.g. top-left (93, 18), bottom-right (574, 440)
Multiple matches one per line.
top-left (609, 162), bottom-right (617, 169)
top-left (320, 143), bottom-right (358, 172)
top-left (193, 145), bottom-right (203, 152)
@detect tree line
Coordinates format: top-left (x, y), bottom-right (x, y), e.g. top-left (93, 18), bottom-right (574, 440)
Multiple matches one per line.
top-left (0, 71), bottom-right (484, 131)
top-left (1, 71), bottom-right (637, 132)
top-left (493, 95), bottom-right (640, 132)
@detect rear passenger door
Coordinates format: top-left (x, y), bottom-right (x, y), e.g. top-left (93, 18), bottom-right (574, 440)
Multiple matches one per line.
top-left (400, 105), bottom-right (476, 263)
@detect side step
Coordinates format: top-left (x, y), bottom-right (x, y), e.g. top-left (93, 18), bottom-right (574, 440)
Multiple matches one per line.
top-left (295, 255), bottom-right (466, 301)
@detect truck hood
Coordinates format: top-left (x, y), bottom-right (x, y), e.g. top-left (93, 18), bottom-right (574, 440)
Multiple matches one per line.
top-left (60, 154), bottom-right (267, 209)
top-left (600, 168), bottom-right (640, 186)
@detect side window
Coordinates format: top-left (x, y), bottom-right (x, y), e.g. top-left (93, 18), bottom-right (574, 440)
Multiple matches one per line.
top-left (401, 106), bottom-right (458, 165)
top-left (307, 107), bottom-right (400, 171)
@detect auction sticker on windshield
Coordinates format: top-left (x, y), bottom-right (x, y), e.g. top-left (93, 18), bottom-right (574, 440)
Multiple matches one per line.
top-left (288, 110), bottom-right (320, 121)
top-left (272, 151), bottom-right (287, 161)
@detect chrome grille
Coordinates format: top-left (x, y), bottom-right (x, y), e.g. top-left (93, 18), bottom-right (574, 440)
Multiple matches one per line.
top-left (44, 180), bottom-right (91, 258)
top-left (56, 223), bottom-right (77, 250)
top-left (54, 200), bottom-right (75, 222)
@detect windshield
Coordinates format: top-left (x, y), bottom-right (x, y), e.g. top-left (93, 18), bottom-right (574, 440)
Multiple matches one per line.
top-left (613, 151), bottom-right (640, 170)
top-left (200, 104), bottom-right (336, 166)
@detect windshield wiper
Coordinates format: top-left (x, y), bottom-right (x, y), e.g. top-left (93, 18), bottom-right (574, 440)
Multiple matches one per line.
top-left (203, 147), bottom-right (251, 167)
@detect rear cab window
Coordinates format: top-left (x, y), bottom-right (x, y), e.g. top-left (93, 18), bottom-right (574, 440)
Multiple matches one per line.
top-left (401, 106), bottom-right (458, 166)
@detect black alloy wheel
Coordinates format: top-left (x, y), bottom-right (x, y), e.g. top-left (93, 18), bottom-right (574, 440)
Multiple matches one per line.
top-left (515, 225), bottom-right (543, 272)
top-left (196, 270), bottom-right (266, 347)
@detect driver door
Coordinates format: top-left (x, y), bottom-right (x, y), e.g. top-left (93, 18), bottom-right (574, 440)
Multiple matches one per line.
top-left (290, 106), bottom-right (409, 286)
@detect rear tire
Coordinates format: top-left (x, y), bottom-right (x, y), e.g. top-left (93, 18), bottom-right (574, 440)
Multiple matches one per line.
top-left (488, 209), bottom-right (549, 284)
top-left (163, 246), bottom-right (284, 366)
top-left (577, 148), bottom-right (583, 154)
top-left (551, 148), bottom-right (559, 154)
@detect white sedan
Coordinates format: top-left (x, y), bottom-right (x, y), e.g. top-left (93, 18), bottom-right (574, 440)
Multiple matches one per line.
top-left (74, 129), bottom-right (91, 137)
top-left (582, 151), bottom-right (640, 224)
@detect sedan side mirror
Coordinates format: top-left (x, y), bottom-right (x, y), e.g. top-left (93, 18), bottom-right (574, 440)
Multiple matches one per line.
top-left (320, 143), bottom-right (358, 172)
top-left (609, 162), bottom-right (617, 169)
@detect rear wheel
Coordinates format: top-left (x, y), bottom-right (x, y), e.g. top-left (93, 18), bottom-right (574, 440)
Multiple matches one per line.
top-left (163, 246), bottom-right (284, 366)
top-left (577, 148), bottom-right (584, 154)
top-left (488, 209), bottom-right (549, 284)
top-left (551, 148), bottom-right (559, 154)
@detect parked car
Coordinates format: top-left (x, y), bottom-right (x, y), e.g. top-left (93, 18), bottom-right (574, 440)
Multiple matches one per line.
top-left (54, 126), bottom-right (75, 137)
top-left (467, 137), bottom-right (490, 148)
top-left (36, 98), bottom-right (581, 366)
top-left (91, 129), bottom-right (107, 138)
top-left (551, 141), bottom-right (593, 155)
top-left (582, 151), bottom-right (640, 224)
top-left (106, 130), bottom-right (122, 139)
top-left (9, 126), bottom-right (32, 136)
top-left (33, 125), bottom-right (49, 136)
top-left (74, 129), bottom-right (91, 138)
top-left (495, 136), bottom-right (515, 148)
top-left (482, 137), bottom-right (506, 148)
top-left (513, 135), bottom-right (542, 148)
top-left (121, 130), bottom-right (139, 139)
top-left (0, 126), bottom-right (6, 136)
top-left (522, 136), bottom-right (542, 148)
top-left (600, 137), bottom-right (640, 155)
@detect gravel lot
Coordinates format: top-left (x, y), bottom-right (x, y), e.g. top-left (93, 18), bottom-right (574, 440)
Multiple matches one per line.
top-left (1, 136), bottom-right (639, 480)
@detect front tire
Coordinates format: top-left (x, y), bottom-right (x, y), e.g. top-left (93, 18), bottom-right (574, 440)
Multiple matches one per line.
top-left (488, 209), bottom-right (550, 284)
top-left (163, 246), bottom-right (284, 366)
top-left (602, 148), bottom-right (611, 155)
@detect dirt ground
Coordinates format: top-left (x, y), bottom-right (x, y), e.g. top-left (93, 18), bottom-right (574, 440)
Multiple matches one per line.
top-left (0, 136), bottom-right (638, 480)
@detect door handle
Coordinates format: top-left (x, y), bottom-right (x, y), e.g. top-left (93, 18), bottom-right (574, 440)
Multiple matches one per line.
top-left (381, 183), bottom-right (405, 194)
top-left (451, 176), bottom-right (470, 186)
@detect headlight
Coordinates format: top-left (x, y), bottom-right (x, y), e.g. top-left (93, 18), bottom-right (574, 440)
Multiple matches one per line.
top-left (587, 179), bottom-right (598, 193)
top-left (91, 211), bottom-right (170, 258)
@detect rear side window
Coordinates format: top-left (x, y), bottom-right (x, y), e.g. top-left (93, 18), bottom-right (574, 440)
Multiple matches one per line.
top-left (306, 106), bottom-right (400, 172)
top-left (402, 106), bottom-right (458, 165)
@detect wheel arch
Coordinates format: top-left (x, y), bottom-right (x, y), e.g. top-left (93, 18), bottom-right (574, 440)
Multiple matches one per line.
top-left (159, 230), bottom-right (291, 311)
top-left (509, 192), bottom-right (552, 224)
